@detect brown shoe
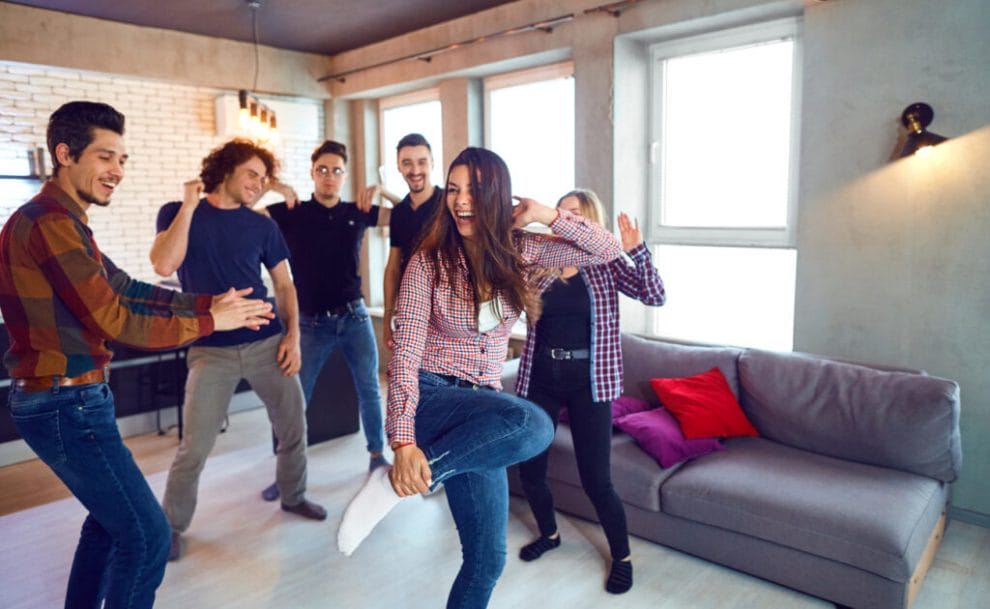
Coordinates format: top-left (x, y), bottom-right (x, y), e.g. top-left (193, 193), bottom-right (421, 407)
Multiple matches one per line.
top-left (168, 531), bottom-right (183, 562)
top-left (281, 498), bottom-right (327, 521)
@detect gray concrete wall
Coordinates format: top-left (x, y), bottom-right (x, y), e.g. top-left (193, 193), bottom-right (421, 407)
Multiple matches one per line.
top-left (794, 0), bottom-right (990, 516)
top-left (0, 2), bottom-right (330, 98)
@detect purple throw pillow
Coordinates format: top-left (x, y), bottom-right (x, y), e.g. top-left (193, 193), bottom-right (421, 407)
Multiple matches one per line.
top-left (614, 407), bottom-right (724, 468)
top-left (558, 396), bottom-right (653, 425)
top-left (611, 395), bottom-right (654, 420)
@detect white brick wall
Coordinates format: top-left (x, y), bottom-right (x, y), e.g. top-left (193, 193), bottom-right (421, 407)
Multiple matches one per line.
top-left (0, 60), bottom-right (323, 283)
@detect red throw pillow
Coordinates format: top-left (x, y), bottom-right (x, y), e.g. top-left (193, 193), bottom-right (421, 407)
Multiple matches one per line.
top-left (649, 367), bottom-right (759, 439)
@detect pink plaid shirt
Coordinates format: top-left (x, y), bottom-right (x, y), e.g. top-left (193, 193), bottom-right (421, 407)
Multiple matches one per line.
top-left (386, 210), bottom-right (623, 445)
top-left (515, 242), bottom-right (666, 402)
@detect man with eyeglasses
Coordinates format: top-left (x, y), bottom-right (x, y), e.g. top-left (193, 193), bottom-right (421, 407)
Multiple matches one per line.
top-left (151, 138), bottom-right (327, 562)
top-left (255, 140), bottom-right (393, 501)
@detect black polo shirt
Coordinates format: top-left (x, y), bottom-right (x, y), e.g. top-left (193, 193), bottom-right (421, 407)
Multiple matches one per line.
top-left (268, 197), bottom-right (379, 314)
top-left (389, 185), bottom-right (442, 270)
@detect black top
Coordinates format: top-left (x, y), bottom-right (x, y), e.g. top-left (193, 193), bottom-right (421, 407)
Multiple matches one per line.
top-left (535, 273), bottom-right (591, 351)
top-left (389, 185), bottom-right (442, 270)
top-left (267, 197), bottom-right (379, 314)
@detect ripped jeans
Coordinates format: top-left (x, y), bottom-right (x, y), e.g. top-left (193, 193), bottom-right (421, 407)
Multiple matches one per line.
top-left (415, 371), bottom-right (554, 609)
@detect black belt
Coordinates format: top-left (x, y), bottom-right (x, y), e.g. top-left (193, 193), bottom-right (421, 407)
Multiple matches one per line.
top-left (304, 298), bottom-right (362, 317)
top-left (436, 374), bottom-right (493, 391)
top-left (544, 347), bottom-right (590, 361)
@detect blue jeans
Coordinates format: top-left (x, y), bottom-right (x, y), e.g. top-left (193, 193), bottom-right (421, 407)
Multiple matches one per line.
top-left (415, 371), bottom-right (554, 609)
top-left (298, 300), bottom-right (384, 454)
top-left (8, 383), bottom-right (170, 609)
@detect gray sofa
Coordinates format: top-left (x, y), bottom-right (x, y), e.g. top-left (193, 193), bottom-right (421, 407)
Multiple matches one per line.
top-left (504, 333), bottom-right (961, 609)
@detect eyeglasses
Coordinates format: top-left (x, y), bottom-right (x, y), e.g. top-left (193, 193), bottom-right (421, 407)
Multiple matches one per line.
top-left (315, 166), bottom-right (346, 178)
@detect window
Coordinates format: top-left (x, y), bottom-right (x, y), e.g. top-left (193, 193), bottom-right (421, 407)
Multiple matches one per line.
top-left (485, 63), bottom-right (574, 206)
top-left (379, 89), bottom-right (444, 197)
top-left (0, 146), bottom-right (44, 179)
top-left (649, 18), bottom-right (801, 350)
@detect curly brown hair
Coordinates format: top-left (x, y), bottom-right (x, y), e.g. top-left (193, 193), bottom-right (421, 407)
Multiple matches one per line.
top-left (200, 138), bottom-right (278, 193)
top-left (417, 147), bottom-right (542, 323)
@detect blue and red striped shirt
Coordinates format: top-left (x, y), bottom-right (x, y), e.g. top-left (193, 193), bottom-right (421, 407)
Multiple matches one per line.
top-left (0, 182), bottom-right (214, 379)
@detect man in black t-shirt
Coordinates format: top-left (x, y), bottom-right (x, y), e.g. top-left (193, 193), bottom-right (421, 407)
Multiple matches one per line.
top-left (382, 133), bottom-right (443, 349)
top-left (258, 140), bottom-right (391, 500)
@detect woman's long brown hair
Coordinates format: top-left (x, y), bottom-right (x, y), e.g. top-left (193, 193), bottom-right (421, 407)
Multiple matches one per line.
top-left (415, 147), bottom-right (542, 322)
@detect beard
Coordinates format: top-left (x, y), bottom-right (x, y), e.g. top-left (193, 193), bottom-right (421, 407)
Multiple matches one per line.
top-left (404, 175), bottom-right (426, 193)
top-left (78, 187), bottom-right (111, 207)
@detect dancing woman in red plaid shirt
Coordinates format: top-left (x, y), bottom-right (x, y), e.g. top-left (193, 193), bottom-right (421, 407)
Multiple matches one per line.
top-left (337, 148), bottom-right (624, 608)
top-left (515, 189), bottom-right (667, 595)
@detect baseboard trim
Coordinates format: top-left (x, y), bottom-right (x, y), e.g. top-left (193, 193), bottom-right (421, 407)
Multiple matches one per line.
top-left (950, 506), bottom-right (990, 528)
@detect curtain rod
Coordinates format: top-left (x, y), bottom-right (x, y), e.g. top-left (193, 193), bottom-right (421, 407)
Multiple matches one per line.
top-left (317, 0), bottom-right (644, 84)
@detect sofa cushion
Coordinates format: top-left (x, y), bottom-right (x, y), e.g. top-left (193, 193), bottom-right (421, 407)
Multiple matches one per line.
top-left (650, 367), bottom-right (759, 439)
top-left (611, 395), bottom-right (654, 419)
top-left (661, 437), bottom-right (946, 581)
top-left (614, 407), bottom-right (724, 468)
top-left (620, 334), bottom-right (744, 403)
top-left (738, 349), bottom-right (962, 481)
top-left (559, 395), bottom-right (651, 424)
top-left (544, 425), bottom-right (680, 512)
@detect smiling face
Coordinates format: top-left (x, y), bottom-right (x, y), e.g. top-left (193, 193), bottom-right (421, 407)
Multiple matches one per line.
top-left (310, 152), bottom-right (347, 203)
top-left (222, 156), bottom-right (268, 206)
top-left (54, 127), bottom-right (127, 209)
top-left (397, 145), bottom-right (433, 194)
top-left (446, 164), bottom-right (476, 240)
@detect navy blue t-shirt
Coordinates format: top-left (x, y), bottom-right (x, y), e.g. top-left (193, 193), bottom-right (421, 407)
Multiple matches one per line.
top-left (156, 199), bottom-right (289, 347)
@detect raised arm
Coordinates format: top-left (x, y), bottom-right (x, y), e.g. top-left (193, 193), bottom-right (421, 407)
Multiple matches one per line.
top-left (149, 179), bottom-right (202, 277)
top-left (513, 198), bottom-right (623, 269)
top-left (610, 213), bottom-right (666, 306)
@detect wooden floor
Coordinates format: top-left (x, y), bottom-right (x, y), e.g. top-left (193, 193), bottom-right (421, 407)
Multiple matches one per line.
top-left (1, 407), bottom-right (988, 609)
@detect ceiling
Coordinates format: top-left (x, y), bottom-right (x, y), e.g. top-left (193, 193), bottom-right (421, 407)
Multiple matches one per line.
top-left (8, 0), bottom-right (521, 56)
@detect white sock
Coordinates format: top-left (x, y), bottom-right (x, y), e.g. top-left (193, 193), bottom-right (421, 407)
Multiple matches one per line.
top-left (337, 466), bottom-right (408, 556)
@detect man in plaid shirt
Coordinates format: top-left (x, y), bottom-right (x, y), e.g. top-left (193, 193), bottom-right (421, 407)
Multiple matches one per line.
top-left (0, 101), bottom-right (273, 609)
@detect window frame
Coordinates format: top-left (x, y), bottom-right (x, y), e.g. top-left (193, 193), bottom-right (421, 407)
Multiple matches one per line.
top-left (482, 61), bottom-right (574, 147)
top-left (378, 87), bottom-right (443, 190)
top-left (648, 17), bottom-right (803, 248)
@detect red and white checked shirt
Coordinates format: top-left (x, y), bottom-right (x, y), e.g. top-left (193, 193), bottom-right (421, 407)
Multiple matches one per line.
top-left (386, 210), bottom-right (624, 445)
top-left (515, 242), bottom-right (667, 402)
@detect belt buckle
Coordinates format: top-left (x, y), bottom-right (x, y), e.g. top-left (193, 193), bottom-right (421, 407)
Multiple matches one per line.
top-left (550, 348), bottom-right (571, 360)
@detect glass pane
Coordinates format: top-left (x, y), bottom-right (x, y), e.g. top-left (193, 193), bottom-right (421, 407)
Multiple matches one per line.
top-left (0, 147), bottom-right (35, 177)
top-left (661, 40), bottom-right (793, 228)
top-left (653, 244), bottom-right (795, 350)
top-left (488, 76), bottom-right (574, 205)
top-left (381, 100), bottom-right (444, 196)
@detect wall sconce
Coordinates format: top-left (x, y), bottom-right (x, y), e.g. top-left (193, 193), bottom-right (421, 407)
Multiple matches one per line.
top-left (898, 102), bottom-right (947, 158)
